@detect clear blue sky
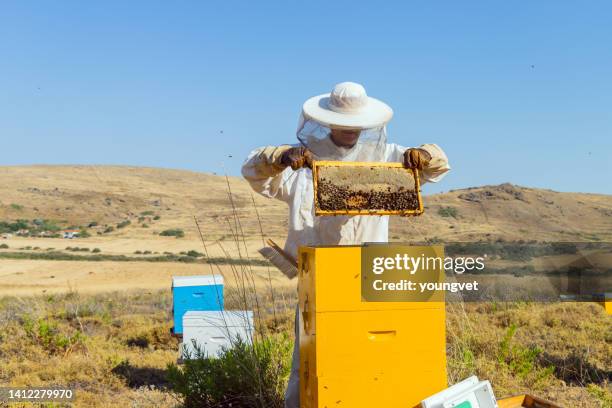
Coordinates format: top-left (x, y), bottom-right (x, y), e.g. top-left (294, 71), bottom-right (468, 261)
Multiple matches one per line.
top-left (1, 1), bottom-right (611, 194)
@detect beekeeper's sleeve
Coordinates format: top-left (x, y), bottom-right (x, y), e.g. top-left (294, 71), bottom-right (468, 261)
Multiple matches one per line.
top-left (241, 145), bottom-right (295, 202)
top-left (385, 143), bottom-right (450, 183)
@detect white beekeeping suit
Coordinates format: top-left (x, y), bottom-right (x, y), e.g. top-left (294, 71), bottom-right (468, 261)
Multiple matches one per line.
top-left (241, 82), bottom-right (450, 408)
top-left (242, 83), bottom-right (450, 259)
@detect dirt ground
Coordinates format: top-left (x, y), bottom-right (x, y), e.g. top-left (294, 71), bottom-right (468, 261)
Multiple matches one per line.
top-left (0, 259), bottom-right (294, 296)
top-left (0, 232), bottom-right (296, 297)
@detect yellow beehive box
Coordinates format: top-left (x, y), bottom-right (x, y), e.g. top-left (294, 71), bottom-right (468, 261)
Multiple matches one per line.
top-left (298, 246), bottom-right (447, 408)
top-left (298, 246), bottom-right (444, 315)
top-left (597, 293), bottom-right (612, 315)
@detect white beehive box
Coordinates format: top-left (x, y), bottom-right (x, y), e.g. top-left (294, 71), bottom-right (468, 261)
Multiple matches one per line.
top-left (181, 310), bottom-right (254, 358)
top-left (422, 376), bottom-right (498, 408)
top-left (422, 376), bottom-right (480, 408)
top-left (442, 380), bottom-right (497, 408)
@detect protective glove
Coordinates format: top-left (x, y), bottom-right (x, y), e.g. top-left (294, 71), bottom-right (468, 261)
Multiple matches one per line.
top-left (403, 148), bottom-right (432, 170)
top-left (280, 146), bottom-right (313, 170)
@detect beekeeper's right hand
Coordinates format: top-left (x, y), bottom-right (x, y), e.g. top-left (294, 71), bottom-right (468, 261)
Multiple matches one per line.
top-left (281, 147), bottom-right (313, 170)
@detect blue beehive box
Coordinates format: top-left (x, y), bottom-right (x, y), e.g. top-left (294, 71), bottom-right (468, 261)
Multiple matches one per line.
top-left (172, 275), bottom-right (224, 334)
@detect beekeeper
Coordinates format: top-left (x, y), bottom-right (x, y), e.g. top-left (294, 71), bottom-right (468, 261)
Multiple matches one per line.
top-left (241, 82), bottom-right (450, 408)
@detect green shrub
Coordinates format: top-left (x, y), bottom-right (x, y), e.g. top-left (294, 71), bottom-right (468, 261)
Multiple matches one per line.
top-left (66, 247), bottom-right (89, 252)
top-left (160, 229), bottom-right (184, 238)
top-left (104, 226), bottom-right (115, 233)
top-left (0, 220), bottom-right (29, 233)
top-left (22, 315), bottom-right (85, 355)
top-left (117, 220), bottom-right (131, 229)
top-left (40, 219), bottom-right (61, 232)
top-left (10, 203), bottom-right (23, 211)
top-left (167, 334), bottom-right (292, 408)
top-left (437, 206), bottom-right (459, 218)
top-left (0, 243), bottom-right (8, 249)
top-left (141, 210), bottom-right (155, 216)
top-left (153, 215), bottom-right (161, 220)
top-left (92, 248), bottom-right (101, 253)
top-left (186, 250), bottom-right (203, 258)
top-left (587, 384), bottom-right (612, 407)
top-left (79, 229), bottom-right (91, 238)
top-left (497, 324), bottom-right (553, 380)
top-left (88, 221), bottom-right (98, 227)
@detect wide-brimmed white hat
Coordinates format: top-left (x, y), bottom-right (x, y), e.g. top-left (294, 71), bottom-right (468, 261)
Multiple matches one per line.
top-left (302, 82), bottom-right (393, 129)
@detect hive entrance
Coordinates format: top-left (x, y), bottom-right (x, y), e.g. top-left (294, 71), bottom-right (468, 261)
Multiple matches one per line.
top-left (313, 161), bottom-right (423, 216)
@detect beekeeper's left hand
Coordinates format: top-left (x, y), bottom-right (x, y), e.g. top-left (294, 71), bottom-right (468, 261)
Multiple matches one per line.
top-left (403, 148), bottom-right (432, 170)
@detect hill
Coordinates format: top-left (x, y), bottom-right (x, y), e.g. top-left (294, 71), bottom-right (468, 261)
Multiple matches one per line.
top-left (1, 165), bottom-right (610, 244)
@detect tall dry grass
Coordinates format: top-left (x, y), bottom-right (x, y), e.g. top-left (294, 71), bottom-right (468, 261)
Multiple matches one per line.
top-left (163, 174), bottom-right (295, 407)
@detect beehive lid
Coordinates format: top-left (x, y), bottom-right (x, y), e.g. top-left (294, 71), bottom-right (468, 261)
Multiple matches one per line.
top-left (172, 275), bottom-right (224, 287)
top-left (313, 161), bottom-right (423, 216)
top-left (183, 311), bottom-right (253, 328)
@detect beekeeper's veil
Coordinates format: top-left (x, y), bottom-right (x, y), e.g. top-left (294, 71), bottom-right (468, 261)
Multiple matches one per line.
top-left (297, 82), bottom-right (393, 162)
